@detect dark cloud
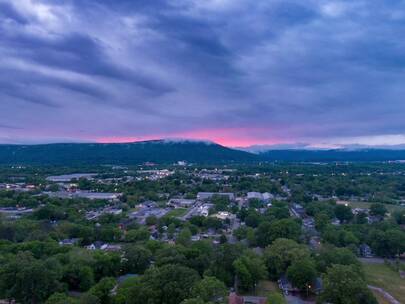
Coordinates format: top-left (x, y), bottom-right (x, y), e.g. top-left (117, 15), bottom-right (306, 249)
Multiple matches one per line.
top-left (0, 0), bottom-right (405, 145)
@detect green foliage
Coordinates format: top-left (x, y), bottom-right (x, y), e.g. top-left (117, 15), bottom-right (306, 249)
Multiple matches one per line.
top-left (369, 228), bottom-right (405, 257)
top-left (314, 212), bottom-right (330, 232)
top-left (369, 203), bottom-right (388, 217)
top-left (46, 293), bottom-right (77, 304)
top-left (87, 277), bottom-right (116, 304)
top-left (118, 264), bottom-right (201, 304)
top-left (0, 252), bottom-right (63, 304)
top-left (233, 251), bottom-right (267, 291)
top-left (334, 205), bottom-right (354, 223)
top-left (286, 258), bottom-right (317, 290)
top-left (191, 276), bottom-right (227, 303)
top-left (125, 227), bottom-right (150, 242)
top-left (123, 244), bottom-right (152, 274)
top-left (264, 238), bottom-right (311, 279)
top-left (315, 245), bottom-right (360, 273)
top-left (177, 227), bottom-right (192, 246)
top-left (267, 292), bottom-right (286, 304)
top-left (320, 265), bottom-right (377, 304)
top-left (256, 219), bottom-right (301, 247)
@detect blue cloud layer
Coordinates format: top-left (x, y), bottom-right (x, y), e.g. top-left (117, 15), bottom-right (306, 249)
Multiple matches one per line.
top-left (0, 0), bottom-right (405, 144)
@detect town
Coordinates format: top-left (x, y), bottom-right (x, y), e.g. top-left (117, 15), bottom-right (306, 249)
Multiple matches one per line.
top-left (0, 162), bottom-right (403, 304)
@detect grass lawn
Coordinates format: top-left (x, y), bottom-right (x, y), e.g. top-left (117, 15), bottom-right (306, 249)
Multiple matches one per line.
top-left (371, 290), bottom-right (392, 304)
top-left (362, 262), bottom-right (405, 303)
top-left (337, 200), bottom-right (404, 213)
top-left (253, 280), bottom-right (280, 297)
top-left (164, 208), bottom-right (187, 217)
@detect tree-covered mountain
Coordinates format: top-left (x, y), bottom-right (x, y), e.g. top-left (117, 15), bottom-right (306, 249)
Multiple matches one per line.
top-left (1, 140), bottom-right (405, 165)
top-left (258, 149), bottom-right (405, 162)
top-left (0, 140), bottom-right (257, 165)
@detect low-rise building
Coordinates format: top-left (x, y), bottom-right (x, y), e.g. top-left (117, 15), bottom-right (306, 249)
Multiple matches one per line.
top-left (197, 192), bottom-right (235, 201)
top-left (167, 198), bottom-right (196, 208)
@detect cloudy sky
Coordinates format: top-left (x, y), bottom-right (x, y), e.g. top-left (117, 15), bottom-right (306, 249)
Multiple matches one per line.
top-left (1, 0), bottom-right (405, 147)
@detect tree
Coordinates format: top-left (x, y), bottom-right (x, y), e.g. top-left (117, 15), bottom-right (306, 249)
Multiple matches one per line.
top-left (191, 276), bottom-right (227, 303)
top-left (180, 299), bottom-right (207, 304)
top-left (316, 246), bottom-right (360, 273)
top-left (321, 265), bottom-right (377, 304)
top-left (126, 227), bottom-right (150, 242)
top-left (79, 294), bottom-right (100, 304)
top-left (63, 264), bottom-right (95, 291)
top-left (267, 292), bottom-right (286, 304)
top-left (87, 277), bottom-right (116, 304)
top-left (206, 243), bottom-right (245, 287)
top-left (46, 293), bottom-right (77, 304)
top-left (146, 215), bottom-right (158, 226)
top-left (123, 245), bottom-right (152, 274)
top-left (177, 227), bottom-right (192, 246)
top-left (334, 205), bottom-right (353, 223)
top-left (233, 251), bottom-right (267, 291)
top-left (93, 251), bottom-right (121, 280)
top-left (286, 258), bottom-right (317, 291)
top-left (256, 219), bottom-right (301, 248)
top-left (370, 228), bottom-right (405, 257)
top-left (0, 252), bottom-right (63, 304)
top-left (314, 212), bottom-right (330, 232)
top-left (155, 245), bottom-right (187, 266)
top-left (263, 239), bottom-right (310, 279)
top-left (369, 203), bottom-right (387, 218)
top-left (392, 210), bottom-right (405, 225)
top-left (123, 265), bottom-right (201, 304)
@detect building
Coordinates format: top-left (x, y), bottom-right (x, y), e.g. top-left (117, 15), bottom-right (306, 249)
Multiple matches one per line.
top-left (278, 275), bottom-right (295, 295)
top-left (359, 244), bottom-right (373, 258)
top-left (290, 203), bottom-right (306, 218)
top-left (212, 211), bottom-right (236, 221)
top-left (167, 198), bottom-right (196, 208)
top-left (228, 293), bottom-right (266, 304)
top-left (247, 192), bottom-right (274, 201)
top-left (46, 173), bottom-right (96, 182)
top-left (45, 191), bottom-right (122, 201)
top-left (59, 238), bottom-right (80, 246)
top-left (197, 192), bottom-right (235, 201)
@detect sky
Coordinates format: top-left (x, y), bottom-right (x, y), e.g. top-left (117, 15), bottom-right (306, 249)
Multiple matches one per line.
top-left (1, 0), bottom-right (405, 147)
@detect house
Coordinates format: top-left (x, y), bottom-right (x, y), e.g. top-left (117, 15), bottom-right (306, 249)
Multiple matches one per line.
top-left (247, 192), bottom-right (274, 202)
top-left (212, 211), bottom-right (236, 221)
top-left (86, 242), bottom-right (122, 251)
top-left (290, 203), bottom-right (306, 218)
top-left (86, 241), bottom-right (105, 250)
top-left (302, 217), bottom-right (315, 229)
top-left (311, 277), bottom-right (323, 295)
top-left (228, 292), bottom-right (244, 304)
top-left (309, 236), bottom-right (322, 251)
top-left (243, 296), bottom-right (266, 304)
top-left (278, 275), bottom-right (294, 295)
top-left (59, 238), bottom-right (80, 246)
top-left (359, 244), bottom-right (373, 258)
top-left (228, 293), bottom-right (266, 304)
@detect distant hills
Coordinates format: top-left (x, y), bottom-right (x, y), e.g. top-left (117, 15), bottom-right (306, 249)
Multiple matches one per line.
top-left (0, 140), bottom-right (256, 165)
top-left (257, 149), bottom-right (405, 162)
top-left (0, 140), bottom-right (405, 165)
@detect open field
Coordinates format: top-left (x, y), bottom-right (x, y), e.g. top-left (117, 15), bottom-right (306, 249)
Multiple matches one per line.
top-left (253, 280), bottom-right (280, 297)
top-left (337, 200), bottom-right (405, 213)
top-left (164, 208), bottom-right (188, 217)
top-left (362, 262), bottom-right (405, 303)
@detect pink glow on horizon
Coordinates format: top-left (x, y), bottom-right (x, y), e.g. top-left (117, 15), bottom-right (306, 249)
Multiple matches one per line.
top-left (96, 128), bottom-right (283, 147)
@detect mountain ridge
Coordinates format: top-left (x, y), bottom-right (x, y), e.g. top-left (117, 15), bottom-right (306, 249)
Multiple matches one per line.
top-left (0, 140), bottom-right (256, 165)
top-left (1, 140), bottom-right (405, 165)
